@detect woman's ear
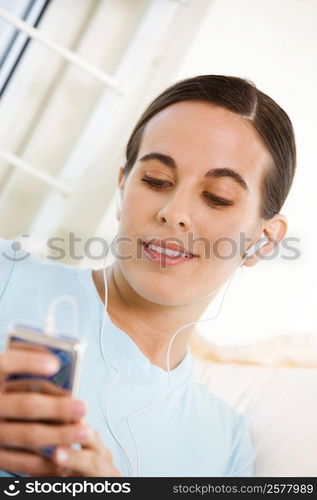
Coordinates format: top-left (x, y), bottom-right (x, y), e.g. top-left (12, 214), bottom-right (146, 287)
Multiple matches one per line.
top-left (243, 213), bottom-right (288, 267)
top-left (116, 167), bottom-right (126, 221)
top-left (118, 166), bottom-right (125, 188)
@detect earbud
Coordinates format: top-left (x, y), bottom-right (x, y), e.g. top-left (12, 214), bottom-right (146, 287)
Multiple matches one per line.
top-left (245, 234), bottom-right (269, 258)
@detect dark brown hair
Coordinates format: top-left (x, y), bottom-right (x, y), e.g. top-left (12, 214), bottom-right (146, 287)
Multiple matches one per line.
top-left (123, 75), bottom-right (296, 220)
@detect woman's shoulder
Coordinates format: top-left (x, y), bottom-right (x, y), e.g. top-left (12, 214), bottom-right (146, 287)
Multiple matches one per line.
top-left (191, 378), bottom-right (255, 474)
top-left (193, 377), bottom-right (244, 427)
top-left (0, 237), bottom-right (15, 294)
top-left (0, 236), bottom-right (89, 299)
top-left (0, 237), bottom-right (96, 348)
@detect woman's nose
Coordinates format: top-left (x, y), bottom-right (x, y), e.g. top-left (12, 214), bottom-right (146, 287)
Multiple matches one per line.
top-left (157, 194), bottom-right (192, 230)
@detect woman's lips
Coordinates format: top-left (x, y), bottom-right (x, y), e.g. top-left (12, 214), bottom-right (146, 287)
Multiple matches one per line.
top-left (142, 242), bottom-right (197, 266)
top-left (143, 238), bottom-right (197, 257)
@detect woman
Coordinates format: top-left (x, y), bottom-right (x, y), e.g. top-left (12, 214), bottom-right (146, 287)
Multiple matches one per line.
top-left (0, 75), bottom-right (296, 477)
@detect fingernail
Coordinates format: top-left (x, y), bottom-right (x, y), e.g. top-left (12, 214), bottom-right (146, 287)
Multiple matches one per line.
top-left (72, 401), bottom-right (86, 418)
top-left (56, 448), bottom-right (69, 463)
top-left (75, 426), bottom-right (89, 440)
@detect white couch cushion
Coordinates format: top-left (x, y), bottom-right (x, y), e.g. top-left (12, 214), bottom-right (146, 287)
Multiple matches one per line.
top-left (190, 333), bottom-right (317, 477)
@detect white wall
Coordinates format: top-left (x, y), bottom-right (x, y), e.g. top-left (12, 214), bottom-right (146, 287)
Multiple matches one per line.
top-left (174, 0), bottom-right (317, 343)
top-left (1, 0), bottom-right (315, 344)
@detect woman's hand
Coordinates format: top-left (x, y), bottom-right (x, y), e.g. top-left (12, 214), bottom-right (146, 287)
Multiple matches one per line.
top-left (52, 425), bottom-right (121, 477)
top-left (0, 348), bottom-right (87, 476)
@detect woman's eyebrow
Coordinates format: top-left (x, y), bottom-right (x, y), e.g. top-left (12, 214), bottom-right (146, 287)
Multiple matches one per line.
top-left (138, 152), bottom-right (250, 192)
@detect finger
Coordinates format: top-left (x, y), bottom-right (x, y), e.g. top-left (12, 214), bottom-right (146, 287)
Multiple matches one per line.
top-left (51, 467), bottom-right (82, 478)
top-left (74, 424), bottom-right (105, 454)
top-left (32, 466), bottom-right (76, 477)
top-left (0, 448), bottom-right (60, 476)
top-left (0, 393), bottom-right (86, 421)
top-left (0, 421), bottom-right (89, 448)
top-left (52, 446), bottom-right (121, 477)
top-left (0, 350), bottom-right (60, 377)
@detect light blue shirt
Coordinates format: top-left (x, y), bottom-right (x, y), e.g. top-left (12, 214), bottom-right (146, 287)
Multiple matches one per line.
top-left (0, 237), bottom-right (256, 477)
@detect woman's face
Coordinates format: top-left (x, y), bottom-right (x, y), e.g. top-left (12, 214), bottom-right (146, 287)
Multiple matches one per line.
top-left (115, 101), bottom-right (273, 306)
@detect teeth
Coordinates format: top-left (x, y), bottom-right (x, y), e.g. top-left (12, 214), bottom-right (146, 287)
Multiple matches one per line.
top-left (146, 243), bottom-right (191, 258)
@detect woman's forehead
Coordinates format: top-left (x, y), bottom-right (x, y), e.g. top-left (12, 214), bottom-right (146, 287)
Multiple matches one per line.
top-left (137, 101), bottom-right (273, 185)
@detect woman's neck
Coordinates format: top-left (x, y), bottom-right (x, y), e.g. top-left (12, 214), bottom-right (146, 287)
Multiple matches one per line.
top-left (93, 263), bottom-right (213, 370)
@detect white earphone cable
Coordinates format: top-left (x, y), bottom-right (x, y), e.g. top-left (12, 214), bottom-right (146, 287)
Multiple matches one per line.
top-left (99, 233), bottom-right (136, 477)
top-left (98, 231), bottom-right (257, 477)
top-left (44, 294), bottom-right (79, 336)
top-left (124, 251), bottom-right (250, 477)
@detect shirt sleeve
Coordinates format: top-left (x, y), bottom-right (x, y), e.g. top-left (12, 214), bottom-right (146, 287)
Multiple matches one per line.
top-left (0, 237), bottom-right (16, 301)
top-left (227, 414), bottom-right (256, 477)
top-left (0, 238), bottom-right (30, 477)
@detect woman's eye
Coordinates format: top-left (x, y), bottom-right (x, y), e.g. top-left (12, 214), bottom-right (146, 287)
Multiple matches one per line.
top-left (141, 177), bottom-right (233, 208)
top-left (141, 177), bottom-right (172, 189)
top-left (203, 191), bottom-right (234, 208)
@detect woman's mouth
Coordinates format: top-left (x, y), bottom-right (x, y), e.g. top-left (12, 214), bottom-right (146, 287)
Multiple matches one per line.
top-left (142, 241), bottom-right (197, 266)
